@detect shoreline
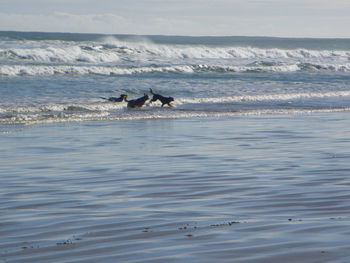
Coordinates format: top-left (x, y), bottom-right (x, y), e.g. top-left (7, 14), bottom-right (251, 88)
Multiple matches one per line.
top-left (2, 106), bottom-right (350, 127)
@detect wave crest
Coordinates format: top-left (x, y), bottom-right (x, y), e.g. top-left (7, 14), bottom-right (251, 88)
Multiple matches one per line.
top-left (1, 38), bottom-right (350, 64)
top-left (2, 62), bottom-right (350, 76)
top-left (0, 45), bottom-right (120, 63)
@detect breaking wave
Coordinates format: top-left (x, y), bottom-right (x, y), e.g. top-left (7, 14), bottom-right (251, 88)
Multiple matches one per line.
top-left (1, 62), bottom-right (350, 76)
top-left (1, 38), bottom-right (350, 64)
top-left (0, 45), bottom-right (120, 63)
top-left (1, 37), bottom-right (350, 78)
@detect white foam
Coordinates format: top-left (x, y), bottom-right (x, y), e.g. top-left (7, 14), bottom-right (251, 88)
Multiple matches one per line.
top-left (2, 101), bottom-right (126, 114)
top-left (0, 64), bottom-right (195, 76)
top-left (3, 106), bottom-right (350, 125)
top-left (194, 63), bottom-right (301, 73)
top-left (2, 62), bottom-right (350, 77)
top-left (176, 90), bottom-right (350, 105)
top-left (2, 90), bottom-right (350, 125)
top-left (0, 45), bottom-right (120, 63)
top-left (1, 38), bottom-right (350, 65)
top-left (99, 38), bottom-right (350, 60)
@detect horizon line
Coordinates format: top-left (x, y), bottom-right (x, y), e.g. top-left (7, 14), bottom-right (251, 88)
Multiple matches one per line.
top-left (1, 30), bottom-right (350, 40)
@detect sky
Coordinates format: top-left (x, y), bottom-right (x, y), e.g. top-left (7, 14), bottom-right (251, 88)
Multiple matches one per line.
top-left (1, 0), bottom-right (350, 38)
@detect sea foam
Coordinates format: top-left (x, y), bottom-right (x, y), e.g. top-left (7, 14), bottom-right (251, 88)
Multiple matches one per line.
top-left (2, 90), bottom-right (350, 125)
top-left (2, 62), bottom-right (350, 76)
top-left (1, 38), bottom-right (350, 64)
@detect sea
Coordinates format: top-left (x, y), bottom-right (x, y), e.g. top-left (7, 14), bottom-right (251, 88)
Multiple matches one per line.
top-left (1, 31), bottom-right (350, 263)
top-left (1, 31), bottom-right (350, 124)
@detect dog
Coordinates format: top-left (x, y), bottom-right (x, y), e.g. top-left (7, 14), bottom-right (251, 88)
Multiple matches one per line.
top-left (126, 94), bottom-right (149, 108)
top-left (101, 94), bottom-right (128, 102)
top-left (149, 88), bottom-right (174, 107)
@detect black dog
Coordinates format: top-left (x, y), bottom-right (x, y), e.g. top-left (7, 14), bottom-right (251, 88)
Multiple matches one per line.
top-left (149, 89), bottom-right (174, 107)
top-left (101, 94), bottom-right (128, 102)
top-left (126, 94), bottom-right (149, 108)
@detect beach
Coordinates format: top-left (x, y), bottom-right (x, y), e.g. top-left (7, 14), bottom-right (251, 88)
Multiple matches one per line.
top-left (1, 112), bottom-right (350, 262)
top-left (1, 31), bottom-right (350, 262)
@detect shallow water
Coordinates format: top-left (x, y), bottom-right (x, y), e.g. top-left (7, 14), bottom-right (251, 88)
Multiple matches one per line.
top-left (1, 112), bottom-right (350, 262)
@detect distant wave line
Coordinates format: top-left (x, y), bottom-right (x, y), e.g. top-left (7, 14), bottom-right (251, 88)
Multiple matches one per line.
top-left (1, 41), bottom-right (350, 63)
top-left (2, 62), bottom-right (350, 76)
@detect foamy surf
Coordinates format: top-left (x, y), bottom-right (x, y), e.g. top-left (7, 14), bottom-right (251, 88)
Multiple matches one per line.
top-left (1, 35), bottom-right (350, 79)
top-left (2, 90), bottom-right (350, 124)
top-left (1, 38), bottom-right (350, 63)
top-left (2, 62), bottom-right (350, 76)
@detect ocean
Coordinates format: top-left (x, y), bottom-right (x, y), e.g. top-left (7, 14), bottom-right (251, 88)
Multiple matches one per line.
top-left (1, 31), bottom-right (350, 262)
top-left (1, 31), bottom-right (350, 124)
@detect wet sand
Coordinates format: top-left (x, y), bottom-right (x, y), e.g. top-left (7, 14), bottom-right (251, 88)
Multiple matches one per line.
top-left (1, 112), bottom-right (350, 262)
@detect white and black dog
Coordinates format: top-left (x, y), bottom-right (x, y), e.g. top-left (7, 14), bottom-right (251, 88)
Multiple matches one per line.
top-left (149, 89), bottom-right (174, 107)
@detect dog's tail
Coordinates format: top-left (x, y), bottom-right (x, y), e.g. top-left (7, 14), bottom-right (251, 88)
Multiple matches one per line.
top-left (100, 97), bottom-right (108, 100)
top-left (149, 88), bottom-right (155, 95)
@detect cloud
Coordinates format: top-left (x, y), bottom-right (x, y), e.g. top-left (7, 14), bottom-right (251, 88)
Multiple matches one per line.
top-left (0, 12), bottom-right (129, 34)
top-left (0, 1), bottom-right (350, 38)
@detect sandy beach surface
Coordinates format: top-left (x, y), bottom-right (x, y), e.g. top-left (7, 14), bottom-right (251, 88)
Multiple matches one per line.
top-left (1, 112), bottom-right (350, 263)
